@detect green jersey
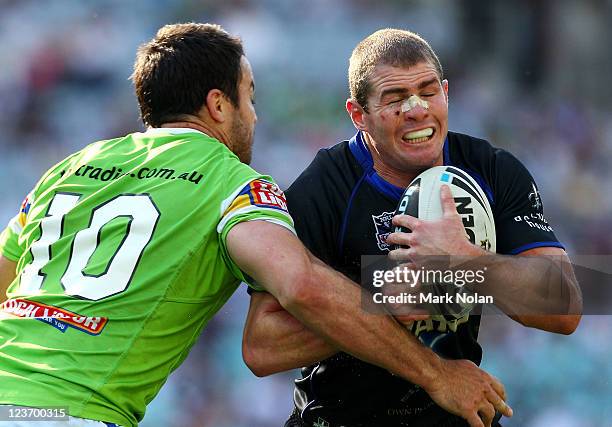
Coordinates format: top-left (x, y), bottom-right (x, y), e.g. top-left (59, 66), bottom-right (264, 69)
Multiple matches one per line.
top-left (0, 128), bottom-right (294, 426)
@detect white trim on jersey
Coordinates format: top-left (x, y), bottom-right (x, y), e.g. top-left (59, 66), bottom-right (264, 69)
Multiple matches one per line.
top-left (7, 214), bottom-right (22, 234)
top-left (217, 205), bottom-right (295, 235)
top-left (219, 178), bottom-right (257, 217)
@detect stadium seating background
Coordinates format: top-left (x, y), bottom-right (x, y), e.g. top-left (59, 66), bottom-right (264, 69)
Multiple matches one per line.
top-left (1, 1), bottom-right (610, 425)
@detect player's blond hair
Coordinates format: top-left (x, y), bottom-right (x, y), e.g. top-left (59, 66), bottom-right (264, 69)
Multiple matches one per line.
top-left (348, 29), bottom-right (443, 112)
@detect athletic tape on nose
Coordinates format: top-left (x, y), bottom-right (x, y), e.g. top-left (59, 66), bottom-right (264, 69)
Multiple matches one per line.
top-left (400, 95), bottom-right (429, 112)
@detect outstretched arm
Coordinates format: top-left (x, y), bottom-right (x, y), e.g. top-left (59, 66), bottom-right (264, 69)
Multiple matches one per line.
top-left (227, 220), bottom-right (439, 385)
top-left (242, 278), bottom-right (429, 376)
top-left (228, 220), bottom-right (512, 427)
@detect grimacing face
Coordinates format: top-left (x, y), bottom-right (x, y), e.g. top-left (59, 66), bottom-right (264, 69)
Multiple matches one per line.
top-left (229, 56), bottom-right (257, 164)
top-left (361, 61), bottom-right (449, 174)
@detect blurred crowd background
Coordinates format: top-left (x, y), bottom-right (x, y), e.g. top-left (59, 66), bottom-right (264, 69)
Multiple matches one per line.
top-left (1, 0), bottom-right (611, 426)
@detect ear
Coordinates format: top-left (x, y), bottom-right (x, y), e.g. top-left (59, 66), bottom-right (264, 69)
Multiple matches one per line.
top-left (442, 79), bottom-right (449, 103)
top-left (346, 98), bottom-right (367, 131)
top-left (204, 89), bottom-right (231, 123)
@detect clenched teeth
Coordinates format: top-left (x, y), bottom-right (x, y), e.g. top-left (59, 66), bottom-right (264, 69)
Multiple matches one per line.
top-left (403, 127), bottom-right (434, 142)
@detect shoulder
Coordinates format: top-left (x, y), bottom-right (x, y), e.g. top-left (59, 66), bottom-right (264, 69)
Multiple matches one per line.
top-left (285, 139), bottom-right (365, 229)
top-left (447, 131), bottom-right (499, 165)
top-left (287, 140), bottom-right (362, 199)
top-left (447, 131), bottom-right (527, 172)
top-left (446, 131), bottom-right (539, 208)
top-left (296, 141), bottom-right (359, 179)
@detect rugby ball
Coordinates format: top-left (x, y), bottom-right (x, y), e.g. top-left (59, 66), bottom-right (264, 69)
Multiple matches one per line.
top-left (394, 165), bottom-right (496, 251)
top-left (394, 166), bottom-right (496, 317)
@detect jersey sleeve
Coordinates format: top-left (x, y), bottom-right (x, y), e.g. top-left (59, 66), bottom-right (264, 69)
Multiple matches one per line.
top-left (285, 149), bottom-right (345, 267)
top-left (217, 162), bottom-right (295, 291)
top-left (493, 150), bottom-right (563, 255)
top-left (0, 192), bottom-right (34, 261)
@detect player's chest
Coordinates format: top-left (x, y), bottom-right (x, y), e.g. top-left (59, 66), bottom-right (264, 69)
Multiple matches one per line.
top-left (338, 184), bottom-right (399, 262)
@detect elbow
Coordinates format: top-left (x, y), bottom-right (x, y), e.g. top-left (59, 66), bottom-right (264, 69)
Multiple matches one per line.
top-left (557, 314), bottom-right (581, 335)
top-left (513, 314), bottom-right (581, 335)
top-left (559, 286), bottom-right (582, 335)
top-left (276, 268), bottom-right (322, 314)
top-left (242, 338), bottom-right (274, 377)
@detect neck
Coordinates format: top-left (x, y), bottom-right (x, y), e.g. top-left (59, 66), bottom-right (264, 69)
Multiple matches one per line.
top-left (159, 117), bottom-right (230, 147)
top-left (160, 121), bottom-right (210, 134)
top-left (362, 133), bottom-right (419, 188)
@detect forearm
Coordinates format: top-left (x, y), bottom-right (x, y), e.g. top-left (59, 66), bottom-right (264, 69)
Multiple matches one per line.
top-left (282, 254), bottom-right (442, 389)
top-left (244, 306), bottom-right (337, 376)
top-left (462, 248), bottom-right (582, 332)
top-left (229, 222), bottom-right (442, 390)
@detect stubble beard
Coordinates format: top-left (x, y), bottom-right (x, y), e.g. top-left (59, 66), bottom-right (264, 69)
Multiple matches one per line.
top-left (230, 115), bottom-right (253, 164)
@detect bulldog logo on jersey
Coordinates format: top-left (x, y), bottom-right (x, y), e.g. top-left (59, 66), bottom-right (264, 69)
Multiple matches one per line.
top-left (372, 211), bottom-right (394, 251)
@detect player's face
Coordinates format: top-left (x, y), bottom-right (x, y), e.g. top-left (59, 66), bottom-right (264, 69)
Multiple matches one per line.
top-left (229, 56), bottom-right (257, 164)
top-left (361, 61), bottom-right (448, 174)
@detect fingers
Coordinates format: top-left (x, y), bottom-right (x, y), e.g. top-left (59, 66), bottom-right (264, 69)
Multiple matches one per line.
top-left (466, 413), bottom-right (485, 427)
top-left (386, 231), bottom-right (412, 248)
top-left (478, 403), bottom-right (496, 427)
top-left (392, 214), bottom-right (419, 231)
top-left (388, 248), bottom-right (414, 262)
top-left (440, 185), bottom-right (459, 218)
top-left (485, 378), bottom-right (512, 418)
top-left (489, 375), bottom-right (507, 402)
top-left (397, 261), bottom-right (416, 270)
top-left (489, 394), bottom-right (512, 418)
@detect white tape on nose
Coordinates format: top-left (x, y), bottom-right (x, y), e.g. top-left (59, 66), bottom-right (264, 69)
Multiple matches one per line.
top-left (400, 95), bottom-right (429, 112)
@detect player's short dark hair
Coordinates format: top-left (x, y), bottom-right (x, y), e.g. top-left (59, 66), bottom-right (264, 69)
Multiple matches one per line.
top-left (348, 29), bottom-right (443, 112)
top-left (132, 23), bottom-right (244, 127)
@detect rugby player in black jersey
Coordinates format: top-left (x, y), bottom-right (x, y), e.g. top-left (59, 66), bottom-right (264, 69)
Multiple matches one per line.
top-left (242, 29), bottom-right (581, 427)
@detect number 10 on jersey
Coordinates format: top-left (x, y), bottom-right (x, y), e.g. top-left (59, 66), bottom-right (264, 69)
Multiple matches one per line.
top-left (20, 193), bottom-right (160, 300)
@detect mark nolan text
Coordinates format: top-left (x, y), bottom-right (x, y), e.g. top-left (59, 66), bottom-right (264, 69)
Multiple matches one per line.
top-left (373, 292), bottom-right (493, 305)
top-left (420, 292), bottom-right (493, 304)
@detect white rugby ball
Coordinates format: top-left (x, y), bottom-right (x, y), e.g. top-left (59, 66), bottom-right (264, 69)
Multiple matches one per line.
top-left (394, 165), bottom-right (496, 252)
top-left (394, 166), bottom-right (496, 317)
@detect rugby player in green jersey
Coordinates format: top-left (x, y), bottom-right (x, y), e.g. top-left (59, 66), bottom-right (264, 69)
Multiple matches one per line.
top-left (0, 23), bottom-right (511, 427)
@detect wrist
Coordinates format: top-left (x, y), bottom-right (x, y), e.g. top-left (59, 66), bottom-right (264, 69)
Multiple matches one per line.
top-left (410, 348), bottom-right (444, 391)
top-left (461, 241), bottom-right (487, 257)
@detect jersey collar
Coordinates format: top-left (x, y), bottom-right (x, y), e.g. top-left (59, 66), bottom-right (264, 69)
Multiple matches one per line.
top-left (348, 130), bottom-right (450, 200)
top-left (142, 127), bottom-right (209, 137)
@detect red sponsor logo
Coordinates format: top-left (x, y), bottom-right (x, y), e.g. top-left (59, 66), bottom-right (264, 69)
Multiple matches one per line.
top-left (250, 180), bottom-right (288, 210)
top-left (0, 298), bottom-right (108, 335)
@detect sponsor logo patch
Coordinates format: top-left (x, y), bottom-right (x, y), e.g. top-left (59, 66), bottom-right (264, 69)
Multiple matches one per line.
top-left (18, 193), bottom-right (34, 228)
top-left (513, 211), bottom-right (553, 232)
top-left (0, 298), bottom-right (108, 335)
top-left (227, 179), bottom-right (289, 214)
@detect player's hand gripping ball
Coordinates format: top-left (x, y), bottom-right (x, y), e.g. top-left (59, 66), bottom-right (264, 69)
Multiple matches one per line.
top-left (392, 166), bottom-right (496, 317)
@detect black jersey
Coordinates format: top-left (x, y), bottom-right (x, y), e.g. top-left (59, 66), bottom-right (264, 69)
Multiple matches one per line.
top-left (284, 130), bottom-right (562, 427)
